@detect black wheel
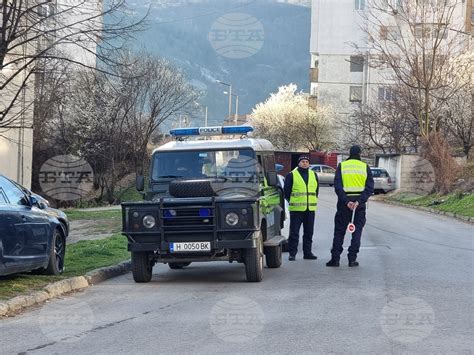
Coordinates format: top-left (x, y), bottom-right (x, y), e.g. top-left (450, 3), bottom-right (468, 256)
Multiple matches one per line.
top-left (265, 244), bottom-right (282, 268)
top-left (43, 228), bottom-right (66, 275)
top-left (244, 232), bottom-right (264, 282)
top-left (132, 251), bottom-right (153, 283)
top-left (168, 262), bottom-right (191, 269)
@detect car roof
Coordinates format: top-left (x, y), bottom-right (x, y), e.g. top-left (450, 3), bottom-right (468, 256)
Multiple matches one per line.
top-left (152, 138), bottom-right (275, 153)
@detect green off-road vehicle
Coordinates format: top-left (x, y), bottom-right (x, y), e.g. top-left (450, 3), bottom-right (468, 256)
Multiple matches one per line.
top-left (122, 126), bottom-right (286, 282)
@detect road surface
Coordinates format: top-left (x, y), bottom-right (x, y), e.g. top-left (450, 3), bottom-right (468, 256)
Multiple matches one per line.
top-left (1, 188), bottom-right (472, 354)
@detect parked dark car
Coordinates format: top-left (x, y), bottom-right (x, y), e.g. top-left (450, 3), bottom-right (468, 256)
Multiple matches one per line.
top-left (0, 175), bottom-right (69, 277)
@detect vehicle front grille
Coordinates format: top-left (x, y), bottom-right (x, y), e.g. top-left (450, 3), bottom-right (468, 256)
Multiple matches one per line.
top-left (161, 205), bottom-right (215, 233)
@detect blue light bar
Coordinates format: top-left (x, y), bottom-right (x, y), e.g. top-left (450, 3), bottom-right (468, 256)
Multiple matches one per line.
top-left (170, 125), bottom-right (253, 137)
top-left (169, 128), bottom-right (200, 136)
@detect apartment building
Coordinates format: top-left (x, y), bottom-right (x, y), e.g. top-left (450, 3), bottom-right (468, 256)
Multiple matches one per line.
top-left (309, 0), bottom-right (472, 117)
top-left (0, 0), bottom-right (102, 188)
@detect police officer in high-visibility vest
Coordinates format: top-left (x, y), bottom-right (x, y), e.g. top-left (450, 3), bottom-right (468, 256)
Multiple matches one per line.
top-left (284, 155), bottom-right (319, 261)
top-left (326, 146), bottom-right (374, 267)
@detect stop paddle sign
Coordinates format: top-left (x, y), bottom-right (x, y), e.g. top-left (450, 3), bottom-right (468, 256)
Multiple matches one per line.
top-left (347, 223), bottom-right (356, 233)
top-left (347, 206), bottom-right (357, 233)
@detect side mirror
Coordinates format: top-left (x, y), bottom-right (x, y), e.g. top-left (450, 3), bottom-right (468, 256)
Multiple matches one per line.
top-left (266, 171), bottom-right (278, 187)
top-left (275, 164), bottom-right (284, 172)
top-left (30, 195), bottom-right (47, 209)
top-left (136, 175), bottom-right (145, 192)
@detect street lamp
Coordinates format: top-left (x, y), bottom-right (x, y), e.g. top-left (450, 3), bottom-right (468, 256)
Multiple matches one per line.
top-left (218, 81), bottom-right (233, 118)
top-left (194, 101), bottom-right (208, 127)
top-left (224, 91), bottom-right (239, 124)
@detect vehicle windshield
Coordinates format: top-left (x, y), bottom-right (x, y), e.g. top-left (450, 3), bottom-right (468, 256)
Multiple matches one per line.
top-left (371, 169), bottom-right (389, 178)
top-left (151, 149), bottom-right (260, 196)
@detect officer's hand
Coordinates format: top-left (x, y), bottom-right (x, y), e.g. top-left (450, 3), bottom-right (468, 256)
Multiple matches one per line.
top-left (347, 202), bottom-right (354, 210)
top-left (353, 201), bottom-right (359, 209)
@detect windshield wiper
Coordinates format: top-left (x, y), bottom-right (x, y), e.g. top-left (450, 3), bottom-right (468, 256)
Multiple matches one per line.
top-left (157, 175), bottom-right (182, 178)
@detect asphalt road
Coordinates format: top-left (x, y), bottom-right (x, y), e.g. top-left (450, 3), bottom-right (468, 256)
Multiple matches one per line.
top-left (1, 188), bottom-right (472, 354)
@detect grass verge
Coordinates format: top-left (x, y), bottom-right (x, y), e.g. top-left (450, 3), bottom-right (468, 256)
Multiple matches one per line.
top-left (64, 209), bottom-right (122, 222)
top-left (386, 192), bottom-right (474, 218)
top-left (0, 234), bottom-right (129, 301)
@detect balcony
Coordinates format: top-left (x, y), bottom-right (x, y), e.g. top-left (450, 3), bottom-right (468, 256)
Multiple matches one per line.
top-left (308, 95), bottom-right (318, 109)
top-left (309, 68), bottom-right (319, 83)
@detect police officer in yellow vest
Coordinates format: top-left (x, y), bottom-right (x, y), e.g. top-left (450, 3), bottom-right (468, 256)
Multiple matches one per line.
top-left (326, 146), bottom-right (374, 267)
top-left (284, 155), bottom-right (319, 261)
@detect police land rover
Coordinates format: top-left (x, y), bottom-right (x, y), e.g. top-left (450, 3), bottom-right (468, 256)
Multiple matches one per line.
top-left (122, 125), bottom-right (286, 283)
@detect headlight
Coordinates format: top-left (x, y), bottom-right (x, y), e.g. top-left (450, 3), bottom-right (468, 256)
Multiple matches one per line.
top-left (225, 212), bottom-right (239, 226)
top-left (143, 215), bottom-right (156, 229)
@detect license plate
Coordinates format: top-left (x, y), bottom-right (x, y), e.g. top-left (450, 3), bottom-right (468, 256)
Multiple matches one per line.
top-left (170, 242), bottom-right (211, 253)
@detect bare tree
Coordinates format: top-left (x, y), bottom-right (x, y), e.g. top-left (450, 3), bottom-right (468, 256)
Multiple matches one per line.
top-left (361, 0), bottom-right (470, 193)
top-left (0, 0), bottom-right (146, 128)
top-left (65, 53), bottom-right (200, 203)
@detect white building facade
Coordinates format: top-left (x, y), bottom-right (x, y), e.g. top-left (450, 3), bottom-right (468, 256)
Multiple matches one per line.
top-left (309, 0), bottom-right (472, 119)
top-left (0, 0), bottom-right (102, 188)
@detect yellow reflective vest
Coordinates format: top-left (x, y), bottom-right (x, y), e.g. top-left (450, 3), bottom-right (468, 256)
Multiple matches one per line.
top-left (289, 168), bottom-right (318, 212)
top-left (341, 159), bottom-right (368, 196)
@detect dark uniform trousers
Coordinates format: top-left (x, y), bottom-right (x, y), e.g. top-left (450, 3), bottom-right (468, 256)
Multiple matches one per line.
top-left (288, 210), bottom-right (315, 256)
top-left (331, 201), bottom-right (366, 261)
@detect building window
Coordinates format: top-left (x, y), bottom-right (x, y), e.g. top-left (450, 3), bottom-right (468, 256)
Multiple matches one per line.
top-left (355, 0), bottom-right (365, 10)
top-left (415, 23), bottom-right (448, 39)
top-left (378, 87), bottom-right (397, 101)
top-left (380, 25), bottom-right (402, 40)
top-left (349, 86), bottom-right (363, 102)
top-left (350, 56), bottom-right (364, 72)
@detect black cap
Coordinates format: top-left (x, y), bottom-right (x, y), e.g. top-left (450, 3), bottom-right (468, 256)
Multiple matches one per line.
top-left (349, 145), bottom-right (361, 157)
top-left (298, 155), bottom-right (310, 163)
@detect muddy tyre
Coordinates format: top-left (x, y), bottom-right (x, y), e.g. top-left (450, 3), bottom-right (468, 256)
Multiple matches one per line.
top-left (244, 232), bottom-right (264, 282)
top-left (132, 251), bottom-right (153, 283)
top-left (265, 244), bottom-right (282, 268)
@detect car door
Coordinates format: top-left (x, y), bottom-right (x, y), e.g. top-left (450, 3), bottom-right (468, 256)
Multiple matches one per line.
top-left (0, 177), bottom-right (50, 264)
top-left (321, 165), bottom-right (336, 185)
top-left (311, 166), bottom-right (322, 184)
top-left (0, 188), bottom-right (25, 274)
top-left (259, 153), bottom-right (281, 237)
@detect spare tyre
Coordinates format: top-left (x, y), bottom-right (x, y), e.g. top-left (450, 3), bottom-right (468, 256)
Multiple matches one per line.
top-left (169, 179), bottom-right (218, 198)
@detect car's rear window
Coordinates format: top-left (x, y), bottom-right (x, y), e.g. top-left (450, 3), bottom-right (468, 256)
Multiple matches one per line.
top-left (371, 169), bottom-right (389, 178)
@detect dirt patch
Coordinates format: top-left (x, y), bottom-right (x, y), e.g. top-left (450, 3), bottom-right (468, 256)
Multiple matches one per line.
top-left (67, 219), bottom-right (121, 245)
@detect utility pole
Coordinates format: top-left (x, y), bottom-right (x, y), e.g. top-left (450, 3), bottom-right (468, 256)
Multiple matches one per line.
top-left (218, 81), bottom-right (233, 119)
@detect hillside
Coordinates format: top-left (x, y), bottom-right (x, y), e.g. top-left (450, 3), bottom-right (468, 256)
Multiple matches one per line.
top-left (129, 0), bottom-right (311, 125)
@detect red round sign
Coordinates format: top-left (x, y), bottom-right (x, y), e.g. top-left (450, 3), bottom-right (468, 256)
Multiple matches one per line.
top-left (347, 223), bottom-right (356, 233)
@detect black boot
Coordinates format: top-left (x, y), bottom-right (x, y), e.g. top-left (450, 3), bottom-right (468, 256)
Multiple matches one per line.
top-left (326, 258), bottom-right (339, 267)
top-left (303, 253), bottom-right (317, 260)
top-left (348, 260), bottom-right (359, 267)
top-left (289, 255), bottom-right (296, 261)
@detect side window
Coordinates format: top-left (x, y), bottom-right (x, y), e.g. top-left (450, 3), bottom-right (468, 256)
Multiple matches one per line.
top-left (263, 153), bottom-right (276, 173)
top-left (312, 166), bottom-right (321, 173)
top-left (322, 166), bottom-right (335, 173)
top-left (0, 177), bottom-right (27, 205)
top-left (256, 154), bottom-right (266, 183)
top-left (0, 189), bottom-right (7, 205)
